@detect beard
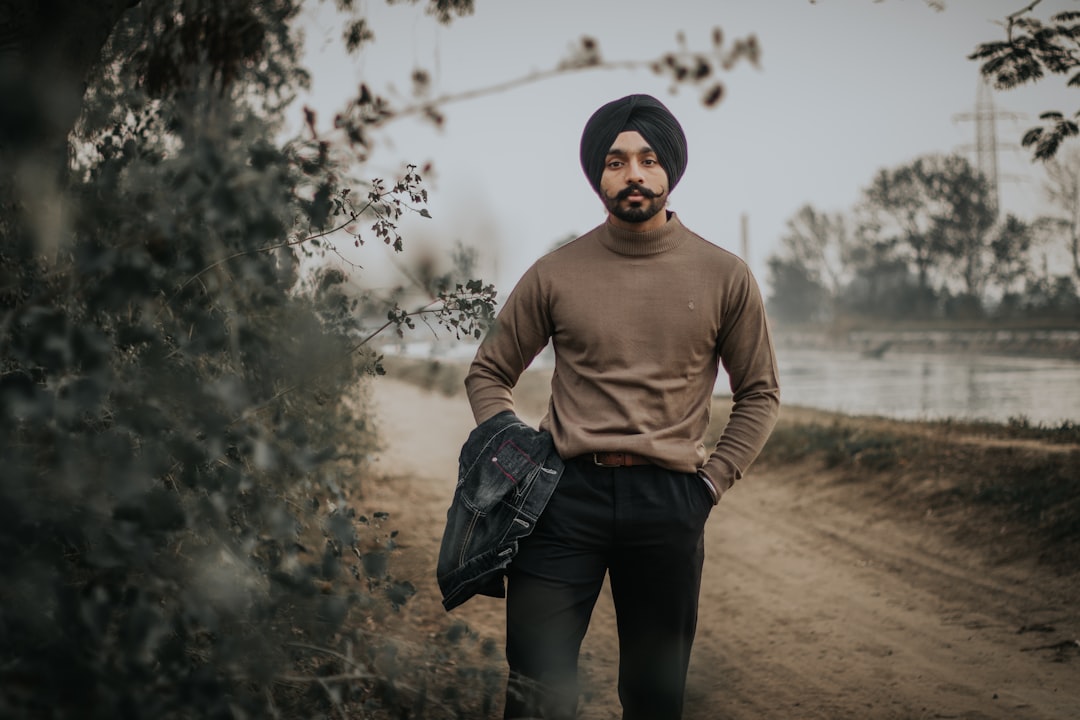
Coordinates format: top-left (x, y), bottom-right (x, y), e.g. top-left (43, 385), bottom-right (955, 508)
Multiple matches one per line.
top-left (603, 183), bottom-right (667, 224)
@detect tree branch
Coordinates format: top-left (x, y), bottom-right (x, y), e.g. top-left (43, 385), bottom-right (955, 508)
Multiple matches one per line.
top-left (1005, 0), bottom-right (1045, 43)
top-left (160, 182), bottom-right (410, 322)
top-left (227, 294), bottom-right (479, 425)
top-left (354, 40), bottom-right (760, 129)
top-left (383, 58), bottom-right (643, 123)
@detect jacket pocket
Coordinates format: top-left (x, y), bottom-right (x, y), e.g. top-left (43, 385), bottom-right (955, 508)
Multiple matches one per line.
top-left (467, 437), bottom-right (540, 509)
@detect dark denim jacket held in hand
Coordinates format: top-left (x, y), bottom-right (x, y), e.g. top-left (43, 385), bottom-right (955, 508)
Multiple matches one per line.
top-left (437, 410), bottom-right (564, 611)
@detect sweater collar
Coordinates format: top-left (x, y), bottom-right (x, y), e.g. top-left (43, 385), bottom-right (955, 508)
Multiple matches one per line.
top-left (598, 211), bottom-right (685, 256)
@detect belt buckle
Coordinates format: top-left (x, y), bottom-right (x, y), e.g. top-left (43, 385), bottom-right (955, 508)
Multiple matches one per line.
top-left (592, 452), bottom-right (621, 468)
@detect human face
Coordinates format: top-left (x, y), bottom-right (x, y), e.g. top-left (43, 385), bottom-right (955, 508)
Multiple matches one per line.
top-left (599, 130), bottom-right (669, 232)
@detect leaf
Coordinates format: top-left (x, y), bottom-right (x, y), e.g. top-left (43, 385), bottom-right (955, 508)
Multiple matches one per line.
top-left (702, 83), bottom-right (724, 108)
top-left (385, 580), bottom-right (416, 609)
top-left (344, 19), bottom-right (375, 52)
top-left (362, 550), bottom-right (388, 579)
top-left (419, 208), bottom-right (431, 218)
top-left (968, 42), bottom-right (1010, 61)
top-left (327, 512), bottom-right (357, 547)
top-left (317, 594), bottom-right (349, 629)
top-left (310, 184), bottom-right (332, 229)
top-left (0, 370), bottom-right (39, 408)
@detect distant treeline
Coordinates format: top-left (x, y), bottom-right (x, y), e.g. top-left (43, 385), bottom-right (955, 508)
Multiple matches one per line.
top-left (766, 151), bottom-right (1080, 325)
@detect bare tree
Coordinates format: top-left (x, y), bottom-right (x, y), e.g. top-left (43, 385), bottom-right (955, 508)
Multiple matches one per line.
top-left (776, 204), bottom-right (851, 296)
top-left (1042, 143), bottom-right (1080, 280)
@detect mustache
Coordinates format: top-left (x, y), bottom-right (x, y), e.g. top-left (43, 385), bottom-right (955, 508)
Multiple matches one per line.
top-left (614, 184), bottom-right (660, 201)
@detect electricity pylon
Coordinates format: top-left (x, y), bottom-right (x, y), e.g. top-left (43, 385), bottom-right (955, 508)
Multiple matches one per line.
top-left (953, 76), bottom-right (1022, 218)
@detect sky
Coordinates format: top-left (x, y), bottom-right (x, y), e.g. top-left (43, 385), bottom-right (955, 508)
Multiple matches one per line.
top-left (295, 0), bottom-right (1078, 300)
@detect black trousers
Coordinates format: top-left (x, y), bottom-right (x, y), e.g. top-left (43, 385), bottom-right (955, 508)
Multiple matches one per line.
top-left (504, 459), bottom-right (713, 720)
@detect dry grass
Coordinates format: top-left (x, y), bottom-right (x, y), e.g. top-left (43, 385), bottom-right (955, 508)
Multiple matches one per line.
top-left (759, 406), bottom-right (1080, 571)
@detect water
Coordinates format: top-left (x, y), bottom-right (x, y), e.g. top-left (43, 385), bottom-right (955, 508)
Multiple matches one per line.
top-left (772, 348), bottom-right (1080, 425)
top-left (386, 340), bottom-right (1080, 426)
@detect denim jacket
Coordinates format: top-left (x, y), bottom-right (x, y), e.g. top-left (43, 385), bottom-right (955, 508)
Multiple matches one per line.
top-left (437, 410), bottom-right (564, 611)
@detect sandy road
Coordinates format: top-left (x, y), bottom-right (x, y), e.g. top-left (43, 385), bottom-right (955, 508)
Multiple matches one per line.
top-left (364, 377), bottom-right (1079, 720)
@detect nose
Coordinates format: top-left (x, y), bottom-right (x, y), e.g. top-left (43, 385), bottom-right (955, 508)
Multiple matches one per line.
top-left (625, 159), bottom-right (645, 184)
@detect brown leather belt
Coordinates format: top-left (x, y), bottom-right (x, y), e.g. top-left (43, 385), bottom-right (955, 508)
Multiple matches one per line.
top-left (584, 451), bottom-right (654, 468)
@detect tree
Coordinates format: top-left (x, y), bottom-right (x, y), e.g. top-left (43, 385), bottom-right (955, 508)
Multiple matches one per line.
top-left (777, 204), bottom-right (850, 294)
top-left (765, 255), bottom-right (831, 324)
top-left (1022, 273), bottom-right (1080, 318)
top-left (970, 2), bottom-right (1080, 160)
top-left (924, 157), bottom-right (997, 298)
top-left (765, 204), bottom-right (849, 323)
top-left (858, 159), bottom-right (940, 300)
top-left (839, 224), bottom-right (930, 320)
top-left (856, 154), bottom-right (995, 314)
top-left (988, 213), bottom-right (1035, 292)
top-left (1042, 143), bottom-right (1080, 280)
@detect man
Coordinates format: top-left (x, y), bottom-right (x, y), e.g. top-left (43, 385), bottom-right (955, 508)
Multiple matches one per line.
top-left (464, 94), bottom-right (780, 720)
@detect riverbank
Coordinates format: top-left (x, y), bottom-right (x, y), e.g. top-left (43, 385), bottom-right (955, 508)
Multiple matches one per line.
top-left (774, 324), bottom-right (1080, 361)
top-left (379, 326), bottom-right (1080, 426)
top-left (358, 359), bottom-right (1080, 718)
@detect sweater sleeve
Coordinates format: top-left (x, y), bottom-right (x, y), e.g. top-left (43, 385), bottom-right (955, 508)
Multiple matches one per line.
top-left (701, 263), bottom-right (781, 499)
top-left (464, 264), bottom-right (553, 424)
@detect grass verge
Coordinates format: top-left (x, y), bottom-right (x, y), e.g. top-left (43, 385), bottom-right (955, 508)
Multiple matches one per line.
top-left (755, 407), bottom-right (1080, 571)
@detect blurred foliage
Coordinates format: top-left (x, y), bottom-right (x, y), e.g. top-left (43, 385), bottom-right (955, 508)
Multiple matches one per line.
top-left (970, 5), bottom-right (1080, 161)
top-left (1042, 144), bottom-right (1080, 281)
top-left (856, 154), bottom-right (996, 307)
top-left (818, 1), bottom-right (1077, 160)
top-left (766, 152), bottom-right (1080, 325)
top-left (784, 1), bottom-right (1080, 321)
top-left (333, 24), bottom-right (761, 141)
top-left (0, 0), bottom-right (498, 717)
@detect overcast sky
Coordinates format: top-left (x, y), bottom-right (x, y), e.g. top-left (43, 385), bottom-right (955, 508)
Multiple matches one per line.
top-left (296, 0), bottom-right (1077, 298)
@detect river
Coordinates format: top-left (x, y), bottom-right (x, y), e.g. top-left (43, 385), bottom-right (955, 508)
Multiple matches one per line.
top-left (385, 340), bottom-right (1080, 426)
top-left (773, 347), bottom-right (1080, 425)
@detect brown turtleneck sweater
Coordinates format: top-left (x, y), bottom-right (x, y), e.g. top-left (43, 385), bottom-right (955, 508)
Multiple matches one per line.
top-left (464, 213), bottom-right (780, 499)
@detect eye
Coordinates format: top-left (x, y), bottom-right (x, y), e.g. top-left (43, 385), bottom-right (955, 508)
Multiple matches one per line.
top-left (643, 158), bottom-right (658, 166)
top-left (606, 160), bottom-right (624, 169)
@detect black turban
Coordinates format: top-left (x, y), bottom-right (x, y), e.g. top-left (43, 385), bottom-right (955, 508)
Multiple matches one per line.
top-left (579, 94), bottom-right (688, 195)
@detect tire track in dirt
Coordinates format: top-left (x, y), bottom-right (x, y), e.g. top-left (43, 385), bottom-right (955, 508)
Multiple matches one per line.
top-left (687, 469), bottom-right (1079, 720)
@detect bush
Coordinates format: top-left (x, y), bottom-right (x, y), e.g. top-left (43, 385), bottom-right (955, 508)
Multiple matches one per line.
top-left (0, 3), bottom-right (493, 717)
top-left (0, 126), bottom-right (416, 718)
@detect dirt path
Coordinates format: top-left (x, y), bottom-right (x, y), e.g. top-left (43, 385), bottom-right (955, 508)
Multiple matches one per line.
top-left (365, 377), bottom-right (1080, 720)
